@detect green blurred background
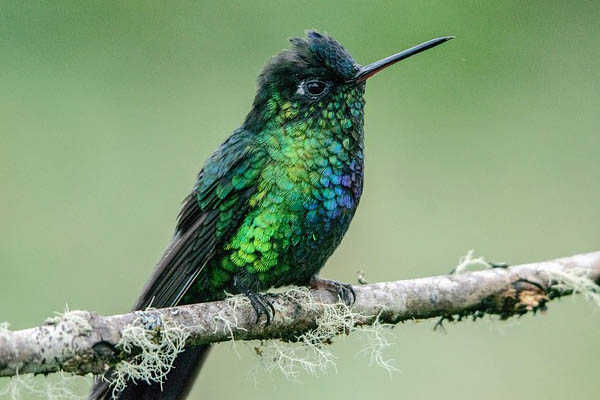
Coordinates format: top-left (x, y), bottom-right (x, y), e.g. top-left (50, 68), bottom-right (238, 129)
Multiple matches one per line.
top-left (2, 1), bottom-right (599, 399)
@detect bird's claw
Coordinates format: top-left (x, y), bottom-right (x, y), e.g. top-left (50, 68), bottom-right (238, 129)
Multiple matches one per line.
top-left (245, 292), bottom-right (276, 325)
top-left (310, 277), bottom-right (356, 306)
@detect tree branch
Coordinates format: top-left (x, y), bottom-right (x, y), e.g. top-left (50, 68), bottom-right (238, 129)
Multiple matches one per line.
top-left (1, 251), bottom-right (599, 378)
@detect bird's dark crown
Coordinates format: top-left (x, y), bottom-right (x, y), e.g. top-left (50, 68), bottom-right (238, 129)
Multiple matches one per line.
top-left (258, 30), bottom-right (358, 86)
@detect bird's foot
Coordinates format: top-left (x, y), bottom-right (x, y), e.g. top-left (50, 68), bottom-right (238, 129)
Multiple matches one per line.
top-left (310, 276), bottom-right (356, 306)
top-left (245, 291), bottom-right (275, 325)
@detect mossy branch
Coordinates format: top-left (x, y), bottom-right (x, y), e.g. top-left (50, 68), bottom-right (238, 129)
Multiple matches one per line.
top-left (1, 250), bottom-right (599, 379)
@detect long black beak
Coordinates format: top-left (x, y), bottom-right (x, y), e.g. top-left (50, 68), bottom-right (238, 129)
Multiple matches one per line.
top-left (352, 36), bottom-right (454, 83)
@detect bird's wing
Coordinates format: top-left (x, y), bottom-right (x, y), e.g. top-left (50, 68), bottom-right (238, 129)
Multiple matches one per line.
top-left (90, 132), bottom-right (265, 400)
top-left (132, 130), bottom-right (266, 310)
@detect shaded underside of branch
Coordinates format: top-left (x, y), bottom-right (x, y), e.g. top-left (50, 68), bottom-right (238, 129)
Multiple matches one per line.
top-left (1, 251), bottom-right (599, 378)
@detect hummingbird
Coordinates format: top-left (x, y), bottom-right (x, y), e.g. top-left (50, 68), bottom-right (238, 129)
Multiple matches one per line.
top-left (90, 30), bottom-right (452, 399)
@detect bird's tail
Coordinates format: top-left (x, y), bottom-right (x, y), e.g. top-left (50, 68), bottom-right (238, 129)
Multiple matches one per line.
top-left (89, 344), bottom-right (211, 400)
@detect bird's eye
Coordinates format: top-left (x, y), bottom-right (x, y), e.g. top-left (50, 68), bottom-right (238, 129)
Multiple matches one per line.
top-left (297, 79), bottom-right (328, 98)
top-left (306, 81), bottom-right (326, 95)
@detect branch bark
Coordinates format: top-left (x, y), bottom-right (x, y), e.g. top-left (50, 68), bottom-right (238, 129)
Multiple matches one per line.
top-left (1, 250), bottom-right (599, 378)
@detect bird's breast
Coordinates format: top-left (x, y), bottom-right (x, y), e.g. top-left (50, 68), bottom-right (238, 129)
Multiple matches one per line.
top-left (210, 125), bottom-right (364, 291)
top-left (260, 125), bottom-right (364, 219)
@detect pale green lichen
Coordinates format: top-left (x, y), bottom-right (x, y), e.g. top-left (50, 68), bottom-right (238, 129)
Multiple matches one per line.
top-left (0, 371), bottom-right (90, 400)
top-left (213, 293), bottom-right (250, 356)
top-left (106, 314), bottom-right (190, 398)
top-left (45, 306), bottom-right (93, 336)
top-left (548, 265), bottom-right (600, 306)
top-left (357, 314), bottom-right (399, 377)
top-left (253, 287), bottom-right (397, 380)
top-left (454, 249), bottom-right (490, 273)
top-left (61, 311), bottom-right (93, 335)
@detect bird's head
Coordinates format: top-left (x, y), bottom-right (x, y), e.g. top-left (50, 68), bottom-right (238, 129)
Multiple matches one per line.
top-left (244, 30), bottom-right (453, 134)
